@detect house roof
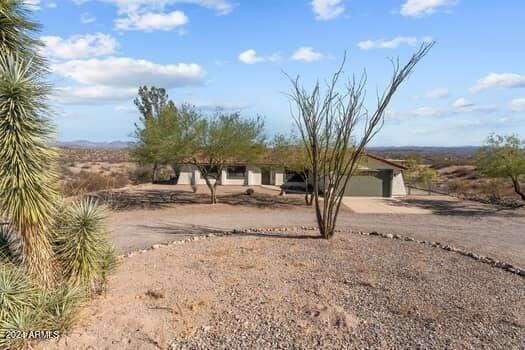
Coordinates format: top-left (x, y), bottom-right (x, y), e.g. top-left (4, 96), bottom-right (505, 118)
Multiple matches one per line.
top-left (365, 153), bottom-right (407, 170)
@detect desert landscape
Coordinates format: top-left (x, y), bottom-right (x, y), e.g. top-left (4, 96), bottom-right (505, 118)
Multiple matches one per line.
top-left (37, 179), bottom-right (525, 349)
top-left (2, 1), bottom-right (525, 349)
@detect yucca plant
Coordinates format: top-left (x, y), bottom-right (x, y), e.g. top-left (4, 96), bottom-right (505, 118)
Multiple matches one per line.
top-left (0, 307), bottom-right (41, 350)
top-left (54, 198), bottom-right (115, 290)
top-left (36, 284), bottom-right (86, 333)
top-left (0, 1), bottom-right (58, 286)
top-left (0, 263), bottom-right (38, 327)
top-left (0, 225), bottom-right (13, 262)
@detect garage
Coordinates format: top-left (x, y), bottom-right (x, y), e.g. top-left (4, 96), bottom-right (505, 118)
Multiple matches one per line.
top-left (342, 170), bottom-right (393, 197)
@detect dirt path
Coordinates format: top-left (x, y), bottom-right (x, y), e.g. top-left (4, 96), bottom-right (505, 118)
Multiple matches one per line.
top-left (108, 199), bottom-right (525, 268)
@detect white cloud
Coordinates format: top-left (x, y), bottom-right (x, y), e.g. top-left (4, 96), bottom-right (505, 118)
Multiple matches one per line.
top-left (424, 88), bottom-right (449, 99)
top-left (400, 0), bottom-right (456, 17)
top-left (311, 0), bottom-right (345, 21)
top-left (182, 100), bottom-right (250, 111)
top-left (115, 10), bottom-right (188, 31)
top-left (46, 2), bottom-right (57, 8)
top-left (75, 0), bottom-right (233, 15)
top-left (509, 98), bottom-right (525, 112)
top-left (24, 0), bottom-right (41, 10)
top-left (471, 73), bottom-right (525, 93)
top-left (291, 47), bottom-right (324, 62)
top-left (238, 49), bottom-right (269, 64)
top-left (52, 57), bottom-right (206, 88)
top-left (452, 97), bottom-right (473, 109)
top-left (41, 33), bottom-right (117, 60)
top-left (52, 86), bottom-right (136, 104)
top-left (80, 12), bottom-right (96, 24)
top-left (358, 36), bottom-right (431, 50)
top-left (452, 97), bottom-right (496, 113)
top-left (411, 106), bottom-right (442, 117)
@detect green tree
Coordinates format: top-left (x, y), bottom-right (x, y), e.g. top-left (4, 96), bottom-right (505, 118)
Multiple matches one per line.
top-left (0, 0), bottom-right (58, 284)
top-left (270, 134), bottom-right (313, 205)
top-left (477, 134), bottom-right (525, 202)
top-left (188, 113), bottom-right (266, 204)
top-left (131, 86), bottom-right (174, 182)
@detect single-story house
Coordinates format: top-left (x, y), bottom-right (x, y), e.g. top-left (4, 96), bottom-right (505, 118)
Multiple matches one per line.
top-left (174, 153), bottom-right (407, 197)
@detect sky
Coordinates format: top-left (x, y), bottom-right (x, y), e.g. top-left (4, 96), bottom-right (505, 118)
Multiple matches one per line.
top-left (27, 0), bottom-right (525, 146)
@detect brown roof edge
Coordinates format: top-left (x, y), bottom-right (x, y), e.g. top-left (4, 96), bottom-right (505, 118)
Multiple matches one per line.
top-left (364, 153), bottom-right (407, 170)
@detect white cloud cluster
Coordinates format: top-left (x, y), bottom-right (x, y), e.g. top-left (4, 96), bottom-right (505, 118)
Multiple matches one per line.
top-left (358, 36), bottom-right (431, 50)
top-left (53, 57), bottom-right (205, 87)
top-left (74, 0), bottom-right (233, 31)
top-left (400, 0), bottom-right (456, 17)
top-left (115, 10), bottom-right (188, 31)
top-left (291, 47), bottom-right (324, 62)
top-left (471, 73), bottom-right (525, 93)
top-left (41, 33), bottom-right (117, 60)
top-left (51, 57), bottom-right (206, 104)
top-left (238, 49), bottom-right (280, 64)
top-left (509, 98), bottom-right (525, 112)
top-left (411, 106), bottom-right (442, 117)
top-left (424, 88), bottom-right (449, 99)
top-left (311, 0), bottom-right (345, 21)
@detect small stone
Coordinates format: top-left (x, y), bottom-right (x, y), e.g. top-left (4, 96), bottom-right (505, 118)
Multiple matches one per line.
top-left (385, 234), bottom-right (394, 239)
top-left (152, 244), bottom-right (163, 249)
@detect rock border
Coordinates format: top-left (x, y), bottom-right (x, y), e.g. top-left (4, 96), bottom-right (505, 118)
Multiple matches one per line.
top-left (118, 225), bottom-right (525, 278)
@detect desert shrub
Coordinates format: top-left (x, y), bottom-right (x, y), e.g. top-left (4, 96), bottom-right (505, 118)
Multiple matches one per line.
top-left (246, 188), bottom-right (255, 196)
top-left (61, 171), bottom-right (129, 196)
top-left (130, 165), bottom-right (153, 184)
top-left (54, 198), bottom-right (119, 292)
top-left (36, 284), bottom-right (86, 333)
top-left (0, 265), bottom-right (87, 349)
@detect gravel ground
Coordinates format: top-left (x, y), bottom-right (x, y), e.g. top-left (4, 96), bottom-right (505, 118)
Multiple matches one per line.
top-left (40, 231), bottom-right (525, 350)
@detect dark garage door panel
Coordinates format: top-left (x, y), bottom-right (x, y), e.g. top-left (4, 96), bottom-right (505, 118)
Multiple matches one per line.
top-left (343, 170), bottom-right (392, 197)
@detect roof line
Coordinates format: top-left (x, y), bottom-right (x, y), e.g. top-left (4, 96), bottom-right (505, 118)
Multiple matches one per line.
top-left (365, 153), bottom-right (407, 170)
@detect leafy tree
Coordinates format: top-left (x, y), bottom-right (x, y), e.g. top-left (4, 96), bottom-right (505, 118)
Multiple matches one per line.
top-left (418, 167), bottom-right (438, 194)
top-left (131, 86), bottom-right (174, 182)
top-left (477, 134), bottom-right (525, 202)
top-left (188, 113), bottom-right (266, 204)
top-left (288, 43), bottom-right (433, 239)
top-left (270, 134), bottom-right (313, 205)
top-left (0, 0), bottom-right (58, 284)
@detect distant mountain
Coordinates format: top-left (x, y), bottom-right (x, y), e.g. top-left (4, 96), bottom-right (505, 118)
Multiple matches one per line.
top-left (57, 140), bottom-right (132, 149)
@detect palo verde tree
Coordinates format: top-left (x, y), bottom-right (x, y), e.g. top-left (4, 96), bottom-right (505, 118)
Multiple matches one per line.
top-left (270, 133), bottom-right (313, 205)
top-left (0, 0), bottom-right (58, 284)
top-left (188, 112), bottom-right (266, 204)
top-left (288, 43), bottom-right (433, 239)
top-left (477, 134), bottom-right (525, 203)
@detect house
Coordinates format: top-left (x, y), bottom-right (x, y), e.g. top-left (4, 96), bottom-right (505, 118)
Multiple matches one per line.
top-left (174, 153), bottom-right (407, 197)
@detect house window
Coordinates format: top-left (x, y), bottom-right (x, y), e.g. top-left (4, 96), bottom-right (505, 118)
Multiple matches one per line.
top-left (201, 165), bottom-right (219, 178)
top-left (227, 166), bottom-right (246, 179)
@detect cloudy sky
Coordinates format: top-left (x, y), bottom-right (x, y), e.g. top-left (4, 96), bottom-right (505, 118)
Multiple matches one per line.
top-left (30, 0), bottom-right (525, 146)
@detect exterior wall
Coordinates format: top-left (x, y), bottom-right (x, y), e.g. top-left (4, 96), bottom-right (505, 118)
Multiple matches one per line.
top-left (177, 164), bottom-right (194, 185)
top-left (247, 166), bottom-right (261, 186)
top-left (391, 169), bottom-right (407, 196)
top-left (176, 164), bottom-right (264, 186)
top-left (273, 171), bottom-right (284, 186)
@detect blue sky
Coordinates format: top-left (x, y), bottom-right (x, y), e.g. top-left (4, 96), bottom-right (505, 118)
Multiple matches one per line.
top-left (28, 0), bottom-right (525, 146)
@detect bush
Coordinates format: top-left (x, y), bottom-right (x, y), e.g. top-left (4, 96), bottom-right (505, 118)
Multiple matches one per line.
top-left (245, 188), bottom-right (255, 196)
top-left (130, 165), bottom-right (153, 184)
top-left (61, 170), bottom-right (129, 196)
top-left (54, 198), bottom-right (119, 292)
top-left (36, 284), bottom-right (86, 333)
top-left (0, 264), bottom-right (87, 349)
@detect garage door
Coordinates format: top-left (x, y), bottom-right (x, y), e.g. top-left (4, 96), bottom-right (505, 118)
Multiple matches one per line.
top-left (342, 170), bottom-right (392, 197)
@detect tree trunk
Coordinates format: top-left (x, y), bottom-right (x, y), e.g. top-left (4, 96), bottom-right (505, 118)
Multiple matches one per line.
top-left (304, 178), bottom-right (313, 206)
top-left (19, 225), bottom-right (56, 288)
top-left (511, 176), bottom-right (525, 202)
top-left (202, 174), bottom-right (218, 204)
top-left (152, 163), bottom-right (158, 183)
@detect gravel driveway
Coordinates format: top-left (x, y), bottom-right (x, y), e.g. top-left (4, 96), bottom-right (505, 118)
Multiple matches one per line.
top-left (107, 200), bottom-right (525, 269)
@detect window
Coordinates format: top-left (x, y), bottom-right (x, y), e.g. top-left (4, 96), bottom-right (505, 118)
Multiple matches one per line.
top-left (227, 166), bottom-right (246, 179)
top-left (201, 165), bottom-right (219, 178)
